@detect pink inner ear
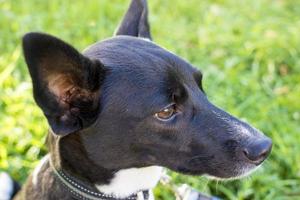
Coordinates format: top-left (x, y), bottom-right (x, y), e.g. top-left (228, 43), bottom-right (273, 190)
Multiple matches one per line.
top-left (40, 49), bottom-right (83, 97)
top-left (47, 73), bottom-right (76, 98)
top-left (46, 72), bottom-right (99, 117)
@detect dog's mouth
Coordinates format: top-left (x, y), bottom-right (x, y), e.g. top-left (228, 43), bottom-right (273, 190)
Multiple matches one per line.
top-left (205, 163), bottom-right (262, 181)
top-left (175, 154), bottom-right (264, 180)
top-left (172, 134), bottom-right (272, 179)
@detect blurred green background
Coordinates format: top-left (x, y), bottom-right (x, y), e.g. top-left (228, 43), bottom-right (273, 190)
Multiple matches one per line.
top-left (0, 0), bottom-right (300, 199)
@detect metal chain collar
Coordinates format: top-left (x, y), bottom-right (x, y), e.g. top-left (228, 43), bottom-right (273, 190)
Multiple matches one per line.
top-left (50, 159), bottom-right (149, 200)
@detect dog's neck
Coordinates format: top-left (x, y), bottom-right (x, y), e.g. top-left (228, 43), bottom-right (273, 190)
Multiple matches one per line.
top-left (47, 131), bottom-right (162, 199)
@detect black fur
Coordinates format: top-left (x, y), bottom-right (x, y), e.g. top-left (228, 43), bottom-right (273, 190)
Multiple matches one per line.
top-left (116, 0), bottom-right (152, 39)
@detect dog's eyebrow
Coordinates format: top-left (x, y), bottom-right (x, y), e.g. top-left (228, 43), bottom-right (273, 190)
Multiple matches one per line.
top-left (166, 69), bottom-right (188, 104)
top-left (193, 70), bottom-right (203, 84)
top-left (193, 70), bottom-right (204, 92)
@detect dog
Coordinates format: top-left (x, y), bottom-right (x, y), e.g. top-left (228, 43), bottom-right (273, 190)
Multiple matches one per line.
top-left (1, 0), bottom-right (272, 199)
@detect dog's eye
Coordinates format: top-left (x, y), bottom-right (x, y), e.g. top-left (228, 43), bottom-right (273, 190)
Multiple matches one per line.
top-left (155, 104), bottom-right (176, 121)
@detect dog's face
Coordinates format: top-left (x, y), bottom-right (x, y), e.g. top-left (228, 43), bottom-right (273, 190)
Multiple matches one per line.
top-left (79, 37), bottom-right (272, 179)
top-left (23, 0), bottom-right (271, 180)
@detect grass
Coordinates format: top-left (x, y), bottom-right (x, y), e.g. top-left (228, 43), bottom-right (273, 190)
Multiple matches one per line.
top-left (0, 0), bottom-right (300, 199)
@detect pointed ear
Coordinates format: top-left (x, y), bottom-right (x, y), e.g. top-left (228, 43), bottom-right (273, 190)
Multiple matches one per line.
top-left (115, 0), bottom-right (152, 40)
top-left (23, 32), bottom-right (106, 136)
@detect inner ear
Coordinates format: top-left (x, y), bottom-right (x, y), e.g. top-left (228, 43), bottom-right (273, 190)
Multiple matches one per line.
top-left (49, 73), bottom-right (100, 121)
top-left (23, 32), bottom-right (106, 136)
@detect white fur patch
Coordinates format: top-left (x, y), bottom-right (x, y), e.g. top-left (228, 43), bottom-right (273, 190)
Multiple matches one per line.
top-left (96, 166), bottom-right (163, 198)
top-left (32, 154), bottom-right (49, 186)
top-left (0, 172), bottom-right (14, 200)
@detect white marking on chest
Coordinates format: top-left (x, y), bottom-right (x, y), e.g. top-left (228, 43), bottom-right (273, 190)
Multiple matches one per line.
top-left (96, 166), bottom-right (163, 198)
top-left (32, 154), bottom-right (49, 186)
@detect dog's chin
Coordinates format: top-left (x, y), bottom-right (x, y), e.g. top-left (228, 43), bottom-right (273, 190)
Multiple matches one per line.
top-left (176, 162), bottom-right (260, 181)
top-left (205, 164), bottom-right (260, 181)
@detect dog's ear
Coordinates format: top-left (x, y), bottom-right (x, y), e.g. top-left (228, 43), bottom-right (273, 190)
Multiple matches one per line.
top-left (115, 0), bottom-right (152, 40)
top-left (23, 32), bottom-right (106, 136)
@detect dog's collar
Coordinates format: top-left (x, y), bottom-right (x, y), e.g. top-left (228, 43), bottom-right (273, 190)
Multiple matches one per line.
top-left (49, 159), bottom-right (150, 200)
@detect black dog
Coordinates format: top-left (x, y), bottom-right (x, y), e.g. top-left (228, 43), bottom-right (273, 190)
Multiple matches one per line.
top-left (3, 0), bottom-right (272, 199)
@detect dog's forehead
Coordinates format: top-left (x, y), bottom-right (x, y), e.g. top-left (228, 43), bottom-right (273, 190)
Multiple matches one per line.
top-left (84, 36), bottom-right (198, 82)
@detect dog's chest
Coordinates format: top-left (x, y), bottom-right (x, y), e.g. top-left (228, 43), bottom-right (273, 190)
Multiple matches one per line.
top-left (96, 166), bottom-right (163, 199)
top-left (29, 155), bottom-right (162, 200)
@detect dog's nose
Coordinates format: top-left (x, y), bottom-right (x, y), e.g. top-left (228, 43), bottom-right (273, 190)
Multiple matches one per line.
top-left (242, 138), bottom-right (272, 165)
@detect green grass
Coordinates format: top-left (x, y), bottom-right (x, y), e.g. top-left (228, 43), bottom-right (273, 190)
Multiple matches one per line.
top-left (1, 0), bottom-right (300, 199)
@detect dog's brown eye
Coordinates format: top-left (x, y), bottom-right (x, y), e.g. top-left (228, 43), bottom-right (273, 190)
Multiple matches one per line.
top-left (155, 104), bottom-right (176, 121)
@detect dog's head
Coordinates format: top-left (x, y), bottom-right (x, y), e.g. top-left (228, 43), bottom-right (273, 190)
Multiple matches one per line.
top-left (23, 0), bottom-right (271, 179)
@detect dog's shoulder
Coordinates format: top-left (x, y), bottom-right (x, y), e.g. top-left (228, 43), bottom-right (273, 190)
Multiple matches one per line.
top-left (14, 155), bottom-right (72, 200)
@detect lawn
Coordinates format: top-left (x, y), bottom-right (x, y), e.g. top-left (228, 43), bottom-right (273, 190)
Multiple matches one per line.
top-left (0, 0), bottom-right (300, 199)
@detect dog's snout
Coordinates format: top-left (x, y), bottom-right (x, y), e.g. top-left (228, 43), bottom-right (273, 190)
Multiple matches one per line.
top-left (242, 138), bottom-right (272, 165)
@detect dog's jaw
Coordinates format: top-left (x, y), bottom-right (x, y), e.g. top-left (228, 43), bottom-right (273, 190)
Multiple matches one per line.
top-left (95, 166), bottom-right (163, 198)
